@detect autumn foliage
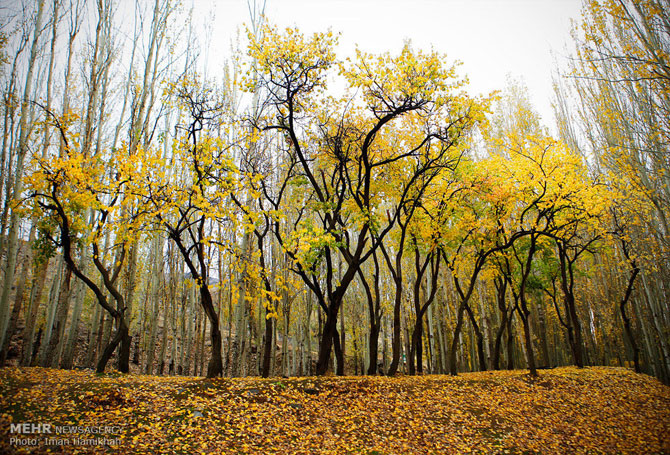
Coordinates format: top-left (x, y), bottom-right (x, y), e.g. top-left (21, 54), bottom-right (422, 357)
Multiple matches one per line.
top-left (0, 1), bottom-right (668, 443)
top-left (1, 366), bottom-right (669, 454)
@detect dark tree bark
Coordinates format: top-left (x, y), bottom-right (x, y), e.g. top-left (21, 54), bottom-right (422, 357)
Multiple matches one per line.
top-left (408, 248), bottom-right (440, 375)
top-left (249, 30), bottom-right (475, 377)
top-left (492, 275), bottom-right (510, 370)
top-left (557, 241), bottom-right (585, 368)
top-left (168, 231), bottom-right (223, 378)
top-left (357, 250), bottom-right (382, 375)
top-left (614, 222), bottom-right (641, 373)
top-left (620, 265), bottom-right (641, 373)
top-left (506, 308), bottom-right (516, 370)
top-left (511, 233), bottom-right (539, 377)
top-left (447, 259), bottom-right (491, 375)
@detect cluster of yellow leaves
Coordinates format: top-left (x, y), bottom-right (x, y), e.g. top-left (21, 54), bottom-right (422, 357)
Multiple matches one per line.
top-left (484, 134), bottom-right (612, 232)
top-left (0, 366), bottom-right (668, 454)
top-left (284, 223), bottom-right (338, 274)
top-left (25, 138), bottom-right (150, 250)
top-left (244, 24), bottom-right (337, 96)
top-left (341, 43), bottom-right (464, 113)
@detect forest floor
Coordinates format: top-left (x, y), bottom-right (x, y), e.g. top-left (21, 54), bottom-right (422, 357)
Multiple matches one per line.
top-left (0, 366), bottom-right (668, 454)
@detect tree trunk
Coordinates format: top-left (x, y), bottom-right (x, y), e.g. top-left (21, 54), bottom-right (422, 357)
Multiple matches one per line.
top-left (506, 310), bottom-right (516, 370)
top-left (449, 301), bottom-right (467, 375)
top-left (520, 310), bottom-right (537, 376)
top-left (96, 316), bottom-right (127, 374)
top-left (465, 303), bottom-right (487, 371)
top-left (492, 277), bottom-right (508, 370)
top-left (201, 285), bottom-right (223, 377)
top-left (0, 0), bottom-right (46, 351)
top-left (261, 313), bottom-right (273, 377)
top-left (315, 304), bottom-right (339, 375)
top-left (0, 226), bottom-right (35, 365)
top-left (387, 276), bottom-right (402, 376)
top-left (20, 257), bottom-right (50, 366)
top-left (42, 267), bottom-right (72, 367)
top-left (619, 263), bottom-right (640, 372)
top-left (60, 275), bottom-right (86, 369)
top-left (517, 235), bottom-right (538, 377)
top-left (558, 243), bottom-right (585, 368)
top-left (367, 323), bottom-right (380, 375)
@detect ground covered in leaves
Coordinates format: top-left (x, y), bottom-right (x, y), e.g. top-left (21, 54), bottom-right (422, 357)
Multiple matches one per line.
top-left (0, 366), bottom-right (668, 454)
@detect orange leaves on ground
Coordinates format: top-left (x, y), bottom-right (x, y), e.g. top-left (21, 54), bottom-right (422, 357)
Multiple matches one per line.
top-left (0, 366), bottom-right (668, 454)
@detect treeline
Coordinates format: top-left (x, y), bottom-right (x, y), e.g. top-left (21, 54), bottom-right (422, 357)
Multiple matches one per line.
top-left (0, 0), bottom-right (667, 382)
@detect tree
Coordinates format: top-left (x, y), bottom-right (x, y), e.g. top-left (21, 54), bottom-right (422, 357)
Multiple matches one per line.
top-left (247, 26), bottom-right (487, 375)
top-left (561, 0), bottom-right (670, 380)
top-left (138, 76), bottom-right (239, 378)
top-left (0, 0), bottom-right (45, 356)
top-left (25, 109), bottom-right (145, 373)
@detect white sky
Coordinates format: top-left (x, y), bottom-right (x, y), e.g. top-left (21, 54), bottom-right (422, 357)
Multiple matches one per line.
top-left (199, 0), bottom-right (584, 128)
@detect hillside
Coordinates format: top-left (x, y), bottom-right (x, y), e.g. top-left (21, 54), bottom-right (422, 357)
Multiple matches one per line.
top-left (0, 366), bottom-right (668, 454)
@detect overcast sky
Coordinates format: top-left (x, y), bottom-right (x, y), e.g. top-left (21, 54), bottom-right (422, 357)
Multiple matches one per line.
top-left (197, 0), bottom-right (583, 127)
